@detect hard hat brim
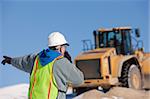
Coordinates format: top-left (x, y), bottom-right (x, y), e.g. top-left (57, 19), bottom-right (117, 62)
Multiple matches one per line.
top-left (48, 43), bottom-right (69, 47)
top-left (64, 43), bottom-right (69, 46)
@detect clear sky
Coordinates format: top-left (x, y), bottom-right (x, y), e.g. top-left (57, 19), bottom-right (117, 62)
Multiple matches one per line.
top-left (0, 0), bottom-right (149, 87)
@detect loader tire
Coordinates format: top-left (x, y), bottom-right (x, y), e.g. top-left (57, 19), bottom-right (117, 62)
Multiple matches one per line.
top-left (120, 64), bottom-right (142, 89)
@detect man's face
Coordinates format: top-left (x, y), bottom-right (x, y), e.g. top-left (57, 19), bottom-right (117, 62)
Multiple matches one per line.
top-left (56, 45), bottom-right (67, 56)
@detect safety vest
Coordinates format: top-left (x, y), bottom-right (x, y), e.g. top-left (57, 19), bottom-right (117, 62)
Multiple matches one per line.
top-left (29, 55), bottom-right (63, 99)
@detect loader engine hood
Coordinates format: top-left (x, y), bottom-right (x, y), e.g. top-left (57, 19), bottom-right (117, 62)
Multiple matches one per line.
top-left (75, 48), bottom-right (116, 80)
top-left (75, 48), bottom-right (116, 61)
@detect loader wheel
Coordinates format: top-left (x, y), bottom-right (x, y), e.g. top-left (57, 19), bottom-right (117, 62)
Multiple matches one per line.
top-left (120, 64), bottom-right (142, 89)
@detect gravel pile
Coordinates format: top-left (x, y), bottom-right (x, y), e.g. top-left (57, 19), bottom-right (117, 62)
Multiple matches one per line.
top-left (73, 87), bottom-right (150, 99)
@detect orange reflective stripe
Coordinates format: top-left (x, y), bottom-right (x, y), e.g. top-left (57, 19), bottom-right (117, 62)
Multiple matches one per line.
top-left (55, 55), bottom-right (63, 61)
top-left (48, 80), bottom-right (52, 99)
top-left (30, 59), bottom-right (38, 99)
top-left (47, 56), bottom-right (62, 99)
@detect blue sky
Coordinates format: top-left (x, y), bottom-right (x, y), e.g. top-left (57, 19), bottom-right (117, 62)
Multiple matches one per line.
top-left (0, 0), bottom-right (149, 87)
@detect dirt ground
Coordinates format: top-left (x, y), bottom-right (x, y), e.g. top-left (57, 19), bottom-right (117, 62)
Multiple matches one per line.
top-left (0, 84), bottom-right (149, 99)
top-left (73, 87), bottom-right (150, 99)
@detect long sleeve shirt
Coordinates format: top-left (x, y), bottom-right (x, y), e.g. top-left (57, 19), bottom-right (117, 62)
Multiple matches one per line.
top-left (11, 53), bottom-right (84, 99)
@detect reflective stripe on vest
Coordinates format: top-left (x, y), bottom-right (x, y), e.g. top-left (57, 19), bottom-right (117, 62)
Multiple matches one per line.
top-left (29, 55), bottom-right (63, 99)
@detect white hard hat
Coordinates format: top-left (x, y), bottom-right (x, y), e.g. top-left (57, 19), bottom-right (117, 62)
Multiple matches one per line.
top-left (48, 32), bottom-right (69, 47)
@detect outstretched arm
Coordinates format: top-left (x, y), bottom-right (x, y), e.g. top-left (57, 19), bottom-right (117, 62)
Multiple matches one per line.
top-left (1, 53), bottom-right (37, 73)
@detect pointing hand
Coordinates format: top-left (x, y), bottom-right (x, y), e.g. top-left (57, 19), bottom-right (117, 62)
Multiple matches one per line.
top-left (1, 56), bottom-right (12, 65)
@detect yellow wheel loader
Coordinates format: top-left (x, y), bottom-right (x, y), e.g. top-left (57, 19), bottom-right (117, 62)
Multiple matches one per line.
top-left (73, 27), bottom-right (150, 94)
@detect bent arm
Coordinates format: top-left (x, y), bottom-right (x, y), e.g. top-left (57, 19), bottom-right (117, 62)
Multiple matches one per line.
top-left (11, 53), bottom-right (37, 73)
top-left (54, 58), bottom-right (84, 86)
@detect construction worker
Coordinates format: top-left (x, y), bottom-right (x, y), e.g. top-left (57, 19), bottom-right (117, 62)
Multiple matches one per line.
top-left (1, 32), bottom-right (84, 99)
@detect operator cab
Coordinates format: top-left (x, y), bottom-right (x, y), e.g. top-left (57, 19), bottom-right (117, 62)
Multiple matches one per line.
top-left (93, 27), bottom-right (134, 55)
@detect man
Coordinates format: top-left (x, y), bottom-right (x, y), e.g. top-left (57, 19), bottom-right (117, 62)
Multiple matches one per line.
top-left (108, 38), bottom-right (114, 47)
top-left (1, 32), bottom-right (84, 99)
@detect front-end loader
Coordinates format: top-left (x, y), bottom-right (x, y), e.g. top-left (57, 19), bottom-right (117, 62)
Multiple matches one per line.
top-left (73, 27), bottom-right (150, 94)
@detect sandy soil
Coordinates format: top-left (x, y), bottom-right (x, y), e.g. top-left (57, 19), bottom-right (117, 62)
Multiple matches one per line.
top-left (0, 84), bottom-right (149, 99)
top-left (0, 84), bottom-right (29, 99)
top-left (73, 87), bottom-right (150, 99)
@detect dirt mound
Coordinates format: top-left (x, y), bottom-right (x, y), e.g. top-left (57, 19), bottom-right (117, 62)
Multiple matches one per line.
top-left (0, 84), bottom-right (29, 99)
top-left (107, 87), bottom-right (150, 99)
top-left (73, 87), bottom-right (150, 99)
top-left (73, 89), bottom-right (105, 99)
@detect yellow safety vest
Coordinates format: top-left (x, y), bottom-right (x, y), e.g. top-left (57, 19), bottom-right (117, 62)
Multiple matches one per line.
top-left (29, 55), bottom-right (62, 99)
